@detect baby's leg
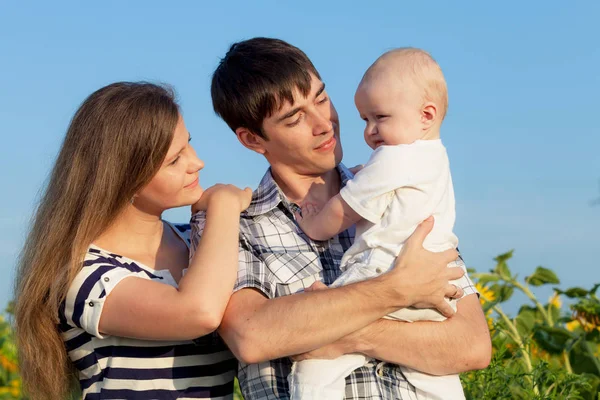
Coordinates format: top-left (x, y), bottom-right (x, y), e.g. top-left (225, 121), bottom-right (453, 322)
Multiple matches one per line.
top-left (330, 261), bottom-right (380, 289)
top-left (288, 263), bottom-right (373, 399)
top-left (289, 354), bottom-right (366, 400)
top-left (400, 365), bottom-right (465, 400)
top-left (385, 299), bottom-right (456, 322)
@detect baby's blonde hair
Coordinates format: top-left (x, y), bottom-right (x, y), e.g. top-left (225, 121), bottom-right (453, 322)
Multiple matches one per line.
top-left (363, 48), bottom-right (448, 121)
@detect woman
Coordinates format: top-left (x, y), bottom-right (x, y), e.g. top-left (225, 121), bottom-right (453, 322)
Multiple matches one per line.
top-left (14, 82), bottom-right (251, 399)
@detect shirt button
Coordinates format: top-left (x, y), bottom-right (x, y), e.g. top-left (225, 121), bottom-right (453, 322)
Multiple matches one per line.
top-left (104, 277), bottom-right (110, 282)
top-left (88, 301), bottom-right (94, 307)
top-left (375, 268), bottom-right (382, 274)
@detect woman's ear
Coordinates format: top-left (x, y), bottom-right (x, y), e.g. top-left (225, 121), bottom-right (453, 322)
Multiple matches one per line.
top-left (235, 127), bottom-right (267, 155)
top-left (421, 102), bottom-right (438, 128)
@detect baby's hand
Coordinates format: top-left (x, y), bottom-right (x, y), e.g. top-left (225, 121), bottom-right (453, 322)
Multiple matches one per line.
top-left (294, 201), bottom-right (321, 233)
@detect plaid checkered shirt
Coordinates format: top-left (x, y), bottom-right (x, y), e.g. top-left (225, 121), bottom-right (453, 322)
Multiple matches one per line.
top-left (190, 164), bottom-right (478, 400)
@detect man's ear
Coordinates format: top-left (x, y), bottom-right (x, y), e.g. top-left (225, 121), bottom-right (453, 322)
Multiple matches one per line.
top-left (235, 127), bottom-right (267, 155)
top-left (421, 102), bottom-right (437, 128)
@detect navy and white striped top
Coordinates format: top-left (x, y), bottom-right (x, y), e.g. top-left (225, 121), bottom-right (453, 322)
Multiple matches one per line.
top-left (59, 222), bottom-right (236, 399)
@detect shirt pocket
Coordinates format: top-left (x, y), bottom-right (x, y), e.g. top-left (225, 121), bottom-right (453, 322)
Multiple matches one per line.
top-left (263, 251), bottom-right (323, 297)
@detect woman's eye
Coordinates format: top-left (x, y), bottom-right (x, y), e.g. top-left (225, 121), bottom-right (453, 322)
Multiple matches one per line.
top-left (170, 156), bottom-right (180, 165)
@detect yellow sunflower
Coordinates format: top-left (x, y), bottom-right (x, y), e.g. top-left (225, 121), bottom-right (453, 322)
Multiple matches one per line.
top-left (548, 293), bottom-right (562, 309)
top-left (475, 282), bottom-right (496, 306)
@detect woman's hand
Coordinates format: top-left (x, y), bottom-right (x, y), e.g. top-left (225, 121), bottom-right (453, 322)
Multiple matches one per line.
top-left (193, 184), bottom-right (252, 213)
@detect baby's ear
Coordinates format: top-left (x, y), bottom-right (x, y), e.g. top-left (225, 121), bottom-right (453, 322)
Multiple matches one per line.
top-left (421, 102), bottom-right (437, 128)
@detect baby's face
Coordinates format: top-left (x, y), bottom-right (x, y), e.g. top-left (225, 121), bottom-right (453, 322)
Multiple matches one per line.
top-left (354, 77), bottom-right (425, 149)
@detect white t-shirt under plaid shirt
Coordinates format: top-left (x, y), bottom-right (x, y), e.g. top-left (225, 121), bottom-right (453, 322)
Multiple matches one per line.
top-left (190, 164), bottom-right (478, 400)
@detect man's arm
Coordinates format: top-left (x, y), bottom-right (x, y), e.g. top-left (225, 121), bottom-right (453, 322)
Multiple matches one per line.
top-left (293, 294), bottom-right (492, 375)
top-left (218, 218), bottom-right (465, 364)
top-left (296, 193), bottom-right (362, 241)
top-left (356, 294), bottom-right (491, 374)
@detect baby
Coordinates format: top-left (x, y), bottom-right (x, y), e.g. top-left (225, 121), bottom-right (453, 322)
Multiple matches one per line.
top-left (289, 48), bottom-right (466, 400)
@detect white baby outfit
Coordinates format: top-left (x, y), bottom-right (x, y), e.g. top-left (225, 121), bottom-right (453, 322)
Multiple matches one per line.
top-left (289, 140), bottom-right (466, 400)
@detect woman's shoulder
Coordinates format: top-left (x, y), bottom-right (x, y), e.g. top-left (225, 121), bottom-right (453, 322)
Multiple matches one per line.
top-left (164, 221), bottom-right (191, 246)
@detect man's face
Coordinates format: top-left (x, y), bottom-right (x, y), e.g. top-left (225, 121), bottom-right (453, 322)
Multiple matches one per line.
top-left (259, 74), bottom-right (342, 176)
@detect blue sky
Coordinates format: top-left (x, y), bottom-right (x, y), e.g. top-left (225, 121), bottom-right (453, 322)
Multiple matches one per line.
top-left (1, 1), bottom-right (599, 313)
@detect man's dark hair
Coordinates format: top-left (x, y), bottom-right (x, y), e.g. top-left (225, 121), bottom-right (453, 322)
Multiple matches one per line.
top-left (211, 37), bottom-right (321, 139)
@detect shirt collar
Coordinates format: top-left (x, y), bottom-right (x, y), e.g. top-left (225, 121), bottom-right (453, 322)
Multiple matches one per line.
top-left (243, 163), bottom-right (354, 217)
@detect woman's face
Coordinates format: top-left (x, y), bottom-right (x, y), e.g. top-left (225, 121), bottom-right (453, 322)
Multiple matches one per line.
top-left (135, 115), bottom-right (205, 214)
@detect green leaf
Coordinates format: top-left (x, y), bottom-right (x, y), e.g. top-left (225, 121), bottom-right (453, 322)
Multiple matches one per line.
top-left (549, 300), bottom-right (561, 322)
top-left (533, 325), bottom-right (575, 355)
top-left (515, 307), bottom-right (537, 336)
top-left (490, 284), bottom-right (514, 303)
top-left (585, 328), bottom-right (600, 342)
top-left (473, 273), bottom-right (501, 285)
top-left (4, 301), bottom-right (14, 315)
top-left (493, 251), bottom-right (514, 280)
top-left (554, 286), bottom-right (589, 298)
top-left (525, 266), bottom-right (560, 286)
top-left (495, 263), bottom-right (512, 280)
top-left (493, 250), bottom-right (514, 264)
top-left (570, 340), bottom-right (600, 375)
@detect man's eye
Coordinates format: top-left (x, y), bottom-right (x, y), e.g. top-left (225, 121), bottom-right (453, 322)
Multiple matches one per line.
top-left (317, 96), bottom-right (328, 104)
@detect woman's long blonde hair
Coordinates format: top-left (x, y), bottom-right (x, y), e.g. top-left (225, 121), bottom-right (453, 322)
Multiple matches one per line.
top-left (14, 82), bottom-right (180, 399)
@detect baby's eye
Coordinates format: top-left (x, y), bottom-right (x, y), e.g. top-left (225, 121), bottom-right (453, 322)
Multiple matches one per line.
top-left (376, 115), bottom-right (389, 120)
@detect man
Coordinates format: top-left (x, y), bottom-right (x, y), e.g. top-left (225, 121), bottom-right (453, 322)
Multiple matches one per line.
top-left (204, 37), bottom-right (491, 399)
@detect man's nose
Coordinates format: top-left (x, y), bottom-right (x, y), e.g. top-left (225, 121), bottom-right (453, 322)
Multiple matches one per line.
top-left (312, 109), bottom-right (333, 135)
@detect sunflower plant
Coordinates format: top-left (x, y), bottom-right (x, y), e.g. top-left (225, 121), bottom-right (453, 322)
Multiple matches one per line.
top-left (0, 303), bottom-right (21, 400)
top-left (461, 250), bottom-right (600, 399)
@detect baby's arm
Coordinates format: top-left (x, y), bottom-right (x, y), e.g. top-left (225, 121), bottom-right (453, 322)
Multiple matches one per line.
top-left (295, 194), bottom-right (362, 241)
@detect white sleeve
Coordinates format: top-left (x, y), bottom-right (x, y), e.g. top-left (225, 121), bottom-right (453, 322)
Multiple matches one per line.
top-left (64, 263), bottom-right (146, 338)
top-left (340, 146), bottom-right (412, 224)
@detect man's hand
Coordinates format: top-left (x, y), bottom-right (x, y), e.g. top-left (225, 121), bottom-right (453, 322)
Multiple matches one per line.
top-left (381, 216), bottom-right (464, 318)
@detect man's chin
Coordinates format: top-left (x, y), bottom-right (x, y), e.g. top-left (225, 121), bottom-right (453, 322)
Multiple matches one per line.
top-left (334, 145), bottom-right (343, 166)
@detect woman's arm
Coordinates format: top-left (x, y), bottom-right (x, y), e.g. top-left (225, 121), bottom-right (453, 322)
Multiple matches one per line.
top-left (97, 185), bottom-right (252, 340)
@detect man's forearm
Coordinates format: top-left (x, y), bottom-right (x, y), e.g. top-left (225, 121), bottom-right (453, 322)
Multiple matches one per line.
top-left (351, 295), bottom-right (492, 375)
top-left (219, 279), bottom-right (403, 364)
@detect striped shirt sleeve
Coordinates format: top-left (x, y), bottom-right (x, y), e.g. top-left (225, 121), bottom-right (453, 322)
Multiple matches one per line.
top-left (63, 260), bottom-right (148, 339)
